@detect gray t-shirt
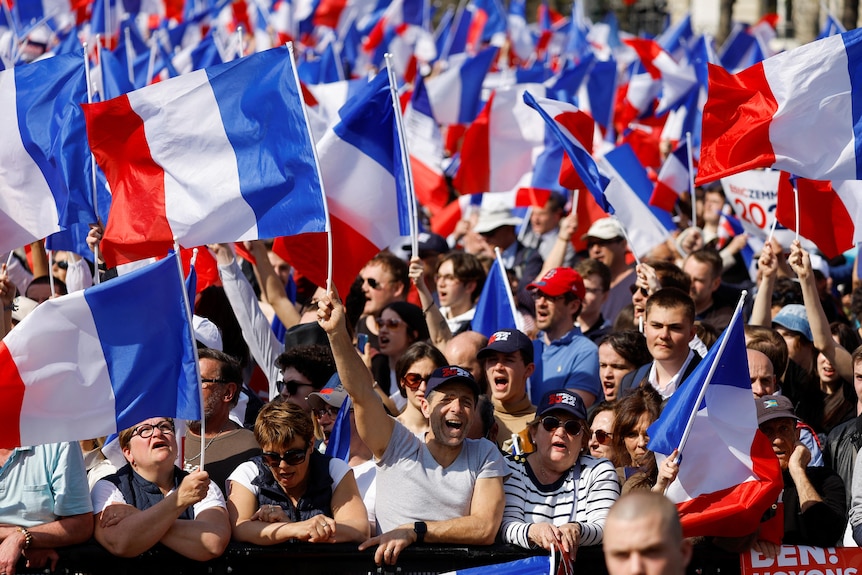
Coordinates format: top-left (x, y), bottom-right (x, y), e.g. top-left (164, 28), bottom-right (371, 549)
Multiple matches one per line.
top-left (374, 422), bottom-right (508, 533)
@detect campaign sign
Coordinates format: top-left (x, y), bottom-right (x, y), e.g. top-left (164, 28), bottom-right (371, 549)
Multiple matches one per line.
top-left (741, 546), bottom-right (862, 575)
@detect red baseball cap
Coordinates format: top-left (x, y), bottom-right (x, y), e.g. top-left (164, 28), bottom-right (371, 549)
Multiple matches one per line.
top-left (527, 267), bottom-right (585, 300)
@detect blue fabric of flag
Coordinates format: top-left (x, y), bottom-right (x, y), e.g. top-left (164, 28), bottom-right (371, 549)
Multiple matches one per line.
top-left (546, 55), bottom-right (593, 104)
top-left (206, 48), bottom-right (326, 239)
top-left (585, 57), bottom-right (616, 131)
top-left (444, 555), bottom-right (552, 574)
top-left (647, 309), bottom-right (748, 457)
top-left (190, 31), bottom-right (223, 71)
top-left (325, 395), bottom-right (352, 462)
top-left (472, 259), bottom-right (516, 337)
top-left (99, 48), bottom-right (136, 99)
top-left (85, 253), bottom-right (200, 431)
top-left (603, 144), bottom-right (675, 231)
top-left (457, 47), bottom-right (497, 123)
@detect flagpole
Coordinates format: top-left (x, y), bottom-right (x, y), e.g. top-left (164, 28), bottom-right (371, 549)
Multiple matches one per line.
top-left (83, 43), bottom-right (103, 284)
top-left (685, 131), bottom-right (696, 228)
top-left (384, 53), bottom-right (419, 259)
top-left (124, 26), bottom-right (134, 84)
top-left (495, 247), bottom-right (523, 331)
top-left (236, 26), bottom-right (244, 60)
top-left (173, 239), bottom-right (205, 470)
top-left (440, 0), bottom-right (468, 62)
top-left (287, 43), bottom-right (333, 289)
top-left (674, 290), bottom-right (748, 459)
top-left (793, 182), bottom-right (800, 243)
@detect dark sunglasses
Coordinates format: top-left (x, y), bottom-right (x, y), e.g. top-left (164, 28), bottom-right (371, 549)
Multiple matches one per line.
top-left (363, 277), bottom-right (386, 290)
top-left (262, 447), bottom-right (308, 467)
top-left (401, 373), bottom-right (429, 390)
top-left (376, 317), bottom-right (404, 329)
top-left (530, 290), bottom-right (564, 302)
top-left (313, 406), bottom-right (339, 419)
top-left (591, 429), bottom-right (613, 445)
top-left (541, 416), bottom-right (582, 436)
top-left (277, 379), bottom-right (310, 397)
top-left (629, 284), bottom-right (649, 297)
top-left (201, 377), bottom-right (231, 389)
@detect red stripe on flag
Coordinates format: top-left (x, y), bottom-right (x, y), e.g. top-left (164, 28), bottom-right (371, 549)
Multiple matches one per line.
top-left (0, 343), bottom-right (24, 448)
top-left (83, 96), bottom-right (174, 267)
top-left (776, 174), bottom-right (855, 259)
top-left (696, 63), bottom-right (778, 185)
top-left (430, 198), bottom-right (465, 238)
top-left (411, 159), bottom-right (450, 215)
top-left (650, 181), bottom-right (681, 212)
top-left (454, 93), bottom-right (493, 195)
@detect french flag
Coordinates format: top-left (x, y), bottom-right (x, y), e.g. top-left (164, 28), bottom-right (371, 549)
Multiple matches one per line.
top-left (698, 28), bottom-right (862, 185)
top-left (403, 78), bottom-right (450, 215)
top-left (472, 256), bottom-right (519, 338)
top-left (716, 212), bottom-right (755, 274)
top-left (0, 49), bottom-right (88, 256)
top-left (651, 141), bottom-right (691, 212)
top-left (0, 253), bottom-right (199, 449)
top-left (83, 47), bottom-right (326, 269)
top-left (423, 46), bottom-right (496, 125)
top-left (275, 69), bottom-right (411, 295)
top-left (624, 38), bottom-right (698, 115)
top-left (647, 303), bottom-right (783, 538)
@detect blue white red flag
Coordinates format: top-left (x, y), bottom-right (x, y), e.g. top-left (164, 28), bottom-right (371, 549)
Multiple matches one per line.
top-left (0, 49), bottom-right (89, 256)
top-left (83, 47), bottom-right (325, 268)
top-left (423, 47), bottom-right (496, 125)
top-left (651, 141), bottom-right (690, 212)
top-left (0, 253), bottom-right (199, 449)
top-left (698, 28), bottom-right (862, 184)
top-left (472, 257), bottom-right (518, 338)
top-left (715, 211), bottom-right (755, 272)
top-left (647, 304), bottom-right (783, 538)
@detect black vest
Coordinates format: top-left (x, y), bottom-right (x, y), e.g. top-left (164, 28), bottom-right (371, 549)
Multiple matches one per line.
top-left (250, 451), bottom-right (334, 522)
top-left (104, 464), bottom-right (195, 520)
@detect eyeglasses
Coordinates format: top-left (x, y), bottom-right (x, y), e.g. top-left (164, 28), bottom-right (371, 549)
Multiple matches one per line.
top-left (375, 317), bottom-right (404, 329)
top-left (401, 372), bottom-right (429, 390)
top-left (261, 447), bottom-right (308, 467)
top-left (629, 284), bottom-right (649, 297)
top-left (313, 406), bottom-right (339, 419)
top-left (530, 290), bottom-right (565, 302)
top-left (437, 274), bottom-right (459, 283)
top-left (541, 416), bottom-right (582, 436)
top-left (363, 277), bottom-right (387, 290)
top-left (132, 421), bottom-right (175, 439)
top-left (201, 378), bottom-right (230, 389)
top-left (277, 379), bottom-right (311, 397)
top-left (587, 238), bottom-right (621, 248)
top-left (591, 429), bottom-right (613, 445)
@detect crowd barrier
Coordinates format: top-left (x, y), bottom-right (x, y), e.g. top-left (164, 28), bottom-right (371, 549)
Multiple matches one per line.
top-left (15, 540), bottom-right (743, 574)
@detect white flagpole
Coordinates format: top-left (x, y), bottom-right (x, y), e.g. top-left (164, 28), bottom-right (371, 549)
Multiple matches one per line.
top-left (83, 43), bottom-right (103, 284)
top-left (384, 53), bottom-right (419, 259)
top-left (286, 43), bottom-right (333, 289)
top-left (674, 290), bottom-right (748, 458)
top-left (494, 247), bottom-right (523, 332)
top-left (793, 182), bottom-right (800, 243)
top-left (124, 26), bottom-right (134, 84)
top-left (173, 240), bottom-right (205, 470)
top-left (685, 131), bottom-right (696, 227)
top-left (236, 26), bottom-right (244, 60)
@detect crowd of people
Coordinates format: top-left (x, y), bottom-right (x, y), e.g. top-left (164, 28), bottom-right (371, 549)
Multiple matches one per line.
top-left (2, 185), bottom-right (862, 574)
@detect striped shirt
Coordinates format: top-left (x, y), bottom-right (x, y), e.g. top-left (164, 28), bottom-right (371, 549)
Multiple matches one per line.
top-left (500, 453), bottom-right (621, 549)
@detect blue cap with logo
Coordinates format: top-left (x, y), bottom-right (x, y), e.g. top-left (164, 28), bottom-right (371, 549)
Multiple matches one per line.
top-left (477, 329), bottom-right (534, 364)
top-left (537, 389), bottom-right (587, 421)
top-left (425, 365), bottom-right (480, 399)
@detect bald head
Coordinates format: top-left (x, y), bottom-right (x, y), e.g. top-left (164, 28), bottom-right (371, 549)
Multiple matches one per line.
top-left (444, 331), bottom-right (488, 382)
top-left (604, 492), bottom-right (691, 575)
top-left (747, 348), bottom-right (777, 398)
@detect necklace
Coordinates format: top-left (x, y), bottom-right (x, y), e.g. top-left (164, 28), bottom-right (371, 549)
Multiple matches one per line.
top-left (184, 424), bottom-right (232, 467)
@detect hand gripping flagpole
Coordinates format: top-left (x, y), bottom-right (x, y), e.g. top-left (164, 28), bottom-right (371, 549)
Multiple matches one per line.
top-left (384, 53), bottom-right (419, 260)
top-left (673, 290), bottom-right (748, 461)
top-left (173, 239), bottom-right (206, 470)
top-left (286, 43), bottom-right (333, 290)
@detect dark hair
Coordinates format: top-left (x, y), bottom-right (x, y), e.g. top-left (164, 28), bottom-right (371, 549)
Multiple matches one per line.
top-left (645, 287), bottom-right (696, 325)
top-left (275, 344), bottom-right (336, 389)
top-left (745, 325), bottom-right (789, 379)
top-left (367, 251), bottom-right (409, 295)
top-left (26, 275), bottom-right (68, 297)
top-left (686, 248), bottom-right (722, 280)
top-left (772, 278), bottom-right (803, 308)
top-left (198, 348), bottom-right (243, 407)
top-left (611, 386), bottom-right (662, 468)
top-left (395, 341), bottom-right (447, 397)
top-left (587, 401), bottom-right (615, 426)
top-left (831, 321), bottom-right (862, 353)
top-left (545, 191), bottom-right (567, 213)
top-left (437, 252), bottom-right (487, 302)
top-left (648, 261), bottom-right (691, 293)
top-left (576, 258), bottom-right (611, 292)
top-left (476, 394), bottom-right (496, 439)
top-left (382, 301), bottom-right (430, 343)
top-left (695, 321), bottom-right (719, 350)
top-left (598, 330), bottom-right (651, 369)
top-left (254, 397), bottom-right (314, 448)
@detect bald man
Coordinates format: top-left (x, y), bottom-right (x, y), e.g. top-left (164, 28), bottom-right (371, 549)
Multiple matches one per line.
top-left (603, 492), bottom-right (692, 575)
top-left (444, 331), bottom-right (488, 388)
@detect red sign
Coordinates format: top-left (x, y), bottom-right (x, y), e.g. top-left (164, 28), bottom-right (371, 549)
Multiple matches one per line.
top-left (740, 546), bottom-right (862, 575)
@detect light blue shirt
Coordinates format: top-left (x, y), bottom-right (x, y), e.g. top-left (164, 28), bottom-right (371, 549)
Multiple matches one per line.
top-left (531, 327), bottom-right (602, 405)
top-left (0, 442), bottom-right (93, 527)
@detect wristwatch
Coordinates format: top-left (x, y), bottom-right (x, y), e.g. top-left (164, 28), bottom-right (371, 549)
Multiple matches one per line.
top-left (413, 521), bottom-right (427, 544)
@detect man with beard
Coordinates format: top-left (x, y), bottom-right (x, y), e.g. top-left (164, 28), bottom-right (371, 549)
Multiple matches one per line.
top-left (184, 349), bottom-right (261, 496)
top-left (528, 268), bottom-right (601, 407)
top-left (318, 290), bottom-right (508, 568)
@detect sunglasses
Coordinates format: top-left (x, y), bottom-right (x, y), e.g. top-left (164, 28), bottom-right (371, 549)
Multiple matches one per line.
top-left (587, 238), bottom-right (621, 248)
top-left (201, 377), bottom-right (231, 389)
top-left (313, 405), bottom-right (339, 419)
top-left (375, 317), bottom-right (404, 329)
top-left (401, 372), bottom-right (429, 390)
top-left (277, 379), bottom-right (311, 397)
top-left (262, 447), bottom-right (308, 467)
top-left (591, 429), bottom-right (613, 445)
top-left (629, 284), bottom-right (649, 297)
top-left (363, 277), bottom-right (387, 290)
top-left (541, 416), bottom-right (582, 436)
top-left (530, 290), bottom-right (565, 302)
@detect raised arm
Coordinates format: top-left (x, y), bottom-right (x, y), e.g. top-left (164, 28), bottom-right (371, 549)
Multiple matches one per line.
top-left (750, 240), bottom-right (780, 327)
top-left (249, 241), bottom-right (301, 330)
top-left (536, 211), bottom-right (577, 279)
top-left (317, 290), bottom-right (394, 458)
top-left (787, 240), bottom-right (853, 381)
top-left (407, 257), bottom-right (452, 352)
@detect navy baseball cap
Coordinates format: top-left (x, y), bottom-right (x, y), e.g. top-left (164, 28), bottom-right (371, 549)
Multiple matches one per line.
top-left (477, 329), bottom-right (534, 364)
top-left (425, 365), bottom-right (480, 399)
top-left (537, 389), bottom-right (587, 421)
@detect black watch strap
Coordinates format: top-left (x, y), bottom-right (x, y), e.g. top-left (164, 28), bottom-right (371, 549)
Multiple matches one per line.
top-left (413, 521), bottom-right (427, 543)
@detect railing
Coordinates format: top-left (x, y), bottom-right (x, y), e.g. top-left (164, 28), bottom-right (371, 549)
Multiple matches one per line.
top-left (17, 541), bottom-right (742, 574)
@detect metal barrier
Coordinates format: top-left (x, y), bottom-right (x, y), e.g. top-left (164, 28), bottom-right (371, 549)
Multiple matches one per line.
top-left (19, 541), bottom-right (742, 574)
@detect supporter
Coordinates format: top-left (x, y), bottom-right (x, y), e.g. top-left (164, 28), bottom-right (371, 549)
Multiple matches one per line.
top-left (0, 442), bottom-right (92, 574)
top-left (682, 248), bottom-right (737, 332)
top-left (528, 268), bottom-right (601, 407)
top-left (520, 192), bottom-right (576, 266)
top-left (824, 346), bottom-right (862, 510)
top-left (431, 252), bottom-right (486, 335)
top-left (394, 342), bottom-right (448, 436)
top-left (603, 491), bottom-right (692, 575)
top-left (467, 395), bottom-right (499, 443)
top-left (274, 344), bottom-right (336, 412)
top-left (500, 389), bottom-right (620, 559)
top-left (92, 418), bottom-right (230, 560)
top-left (478, 329), bottom-right (538, 451)
top-left (318, 290), bottom-right (508, 567)
top-left (630, 261), bottom-right (692, 331)
top-left (25, 275), bottom-right (66, 304)
top-left (370, 301), bottom-right (430, 410)
top-left (818, 322), bottom-right (859, 433)
top-left (444, 330), bottom-right (489, 390)
top-left (597, 331), bottom-right (651, 402)
top-left (402, 232), bottom-right (450, 299)
top-left (575, 259), bottom-right (612, 343)
top-left (183, 349), bottom-right (261, 494)
top-left (472, 205), bottom-right (543, 285)
top-left (744, 325), bottom-right (789, 389)
top-left (226, 400), bottom-right (369, 545)
top-left (582, 218), bottom-right (636, 323)
top-left (619, 288), bottom-right (700, 400)
top-left (747, 348), bottom-right (779, 398)
top-left (588, 402), bottom-right (617, 462)
top-left (611, 386), bottom-right (664, 492)
top-left (755, 395), bottom-right (845, 547)
top-left (80, 437), bottom-right (115, 490)
top-left (354, 252), bottom-right (410, 350)
top-left (307, 374), bottom-right (347, 447)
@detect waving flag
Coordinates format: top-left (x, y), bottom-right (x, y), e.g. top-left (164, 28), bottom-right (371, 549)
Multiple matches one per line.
top-left (0, 253), bottom-right (199, 449)
top-left (84, 47), bottom-right (325, 268)
top-left (647, 304), bottom-right (783, 538)
top-left (624, 38), bottom-right (698, 115)
top-left (0, 49), bottom-right (88, 256)
top-left (651, 142), bottom-right (691, 212)
top-left (404, 78), bottom-right (450, 214)
top-left (423, 47), bottom-right (496, 125)
top-left (698, 28), bottom-right (862, 185)
top-left (472, 256), bottom-right (519, 337)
